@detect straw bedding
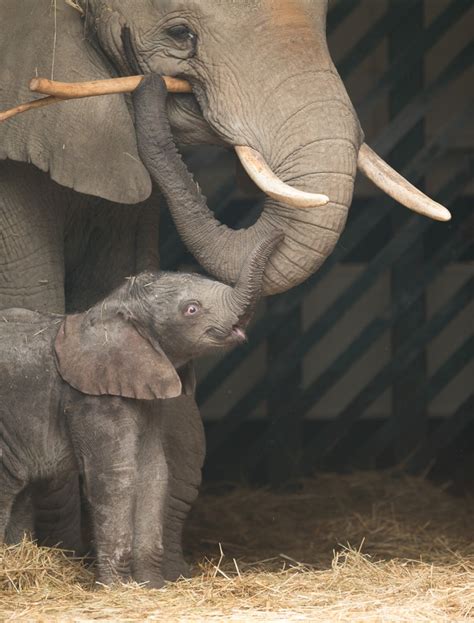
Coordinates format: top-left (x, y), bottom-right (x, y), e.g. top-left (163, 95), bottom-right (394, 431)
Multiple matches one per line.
top-left (1, 471), bottom-right (473, 622)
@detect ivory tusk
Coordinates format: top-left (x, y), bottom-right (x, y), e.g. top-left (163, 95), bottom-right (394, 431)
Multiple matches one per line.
top-left (235, 145), bottom-right (329, 209)
top-left (357, 143), bottom-right (451, 222)
top-left (0, 75), bottom-right (192, 123)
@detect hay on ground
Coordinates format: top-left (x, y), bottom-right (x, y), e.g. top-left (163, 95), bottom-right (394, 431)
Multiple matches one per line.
top-left (1, 471), bottom-right (473, 622)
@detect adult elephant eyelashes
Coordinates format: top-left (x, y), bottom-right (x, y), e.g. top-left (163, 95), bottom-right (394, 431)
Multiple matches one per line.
top-left (167, 24), bottom-right (196, 42)
top-left (165, 24), bottom-right (198, 57)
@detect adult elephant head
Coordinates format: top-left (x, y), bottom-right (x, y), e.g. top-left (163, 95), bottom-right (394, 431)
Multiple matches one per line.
top-left (0, 0), bottom-right (449, 295)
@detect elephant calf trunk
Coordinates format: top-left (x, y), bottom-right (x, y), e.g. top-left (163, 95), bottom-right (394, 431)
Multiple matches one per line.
top-left (230, 230), bottom-right (284, 320)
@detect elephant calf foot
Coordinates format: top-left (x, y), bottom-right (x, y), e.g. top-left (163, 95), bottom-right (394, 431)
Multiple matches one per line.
top-left (134, 550), bottom-right (167, 589)
top-left (162, 552), bottom-right (191, 581)
top-left (95, 549), bottom-right (133, 587)
top-left (133, 568), bottom-right (166, 589)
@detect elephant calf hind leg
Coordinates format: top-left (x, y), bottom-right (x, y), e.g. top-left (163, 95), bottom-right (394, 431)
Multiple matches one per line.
top-left (33, 470), bottom-right (84, 554)
top-left (0, 469), bottom-right (26, 544)
top-left (161, 491), bottom-right (194, 581)
top-left (5, 486), bottom-right (34, 544)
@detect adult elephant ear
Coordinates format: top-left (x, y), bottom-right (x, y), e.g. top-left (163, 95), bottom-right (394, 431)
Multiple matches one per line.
top-left (0, 2), bottom-right (151, 204)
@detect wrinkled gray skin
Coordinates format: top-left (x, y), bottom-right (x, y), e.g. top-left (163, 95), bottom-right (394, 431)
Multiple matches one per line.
top-left (0, 0), bottom-right (359, 560)
top-left (0, 233), bottom-right (280, 587)
top-left (0, 0), bottom-right (362, 306)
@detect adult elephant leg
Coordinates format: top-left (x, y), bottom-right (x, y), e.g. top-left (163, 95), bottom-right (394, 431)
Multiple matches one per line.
top-left (161, 396), bottom-right (205, 581)
top-left (0, 161), bottom-right (65, 312)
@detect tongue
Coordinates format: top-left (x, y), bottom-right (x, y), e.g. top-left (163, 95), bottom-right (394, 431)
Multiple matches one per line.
top-left (232, 326), bottom-right (247, 342)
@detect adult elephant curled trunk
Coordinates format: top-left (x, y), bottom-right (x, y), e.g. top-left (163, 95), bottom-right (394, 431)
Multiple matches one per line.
top-left (0, 0), bottom-right (451, 302)
top-left (133, 73), bottom-right (361, 295)
top-left (126, 0), bottom-right (448, 295)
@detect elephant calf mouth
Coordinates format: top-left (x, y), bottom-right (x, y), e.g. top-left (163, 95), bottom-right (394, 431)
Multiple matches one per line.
top-left (231, 325), bottom-right (247, 343)
top-left (206, 325), bottom-right (248, 345)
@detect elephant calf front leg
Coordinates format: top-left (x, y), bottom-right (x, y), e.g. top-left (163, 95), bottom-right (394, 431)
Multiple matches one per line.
top-left (82, 461), bottom-right (136, 586)
top-left (68, 397), bottom-right (138, 586)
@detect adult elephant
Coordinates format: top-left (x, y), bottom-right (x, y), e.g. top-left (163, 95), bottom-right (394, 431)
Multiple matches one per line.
top-left (0, 0), bottom-right (447, 570)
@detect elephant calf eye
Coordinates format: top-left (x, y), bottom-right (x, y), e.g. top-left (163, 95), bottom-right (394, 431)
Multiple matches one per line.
top-left (183, 302), bottom-right (201, 317)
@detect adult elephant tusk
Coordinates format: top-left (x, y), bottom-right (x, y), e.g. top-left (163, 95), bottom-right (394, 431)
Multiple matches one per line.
top-left (235, 145), bottom-right (329, 209)
top-left (357, 143), bottom-right (451, 222)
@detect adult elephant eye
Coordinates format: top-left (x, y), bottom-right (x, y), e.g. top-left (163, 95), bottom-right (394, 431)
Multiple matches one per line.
top-left (167, 25), bottom-right (197, 44)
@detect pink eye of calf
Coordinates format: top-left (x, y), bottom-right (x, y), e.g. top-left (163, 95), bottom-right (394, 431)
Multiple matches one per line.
top-left (184, 304), bottom-right (200, 316)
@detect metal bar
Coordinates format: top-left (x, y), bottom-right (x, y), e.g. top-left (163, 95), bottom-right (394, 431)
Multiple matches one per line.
top-left (303, 277), bottom-right (473, 466)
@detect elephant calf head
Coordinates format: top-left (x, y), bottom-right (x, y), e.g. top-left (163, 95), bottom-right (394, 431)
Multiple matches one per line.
top-left (55, 231), bottom-right (282, 400)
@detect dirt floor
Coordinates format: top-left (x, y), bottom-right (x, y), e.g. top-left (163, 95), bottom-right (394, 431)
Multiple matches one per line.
top-left (1, 471), bottom-right (473, 622)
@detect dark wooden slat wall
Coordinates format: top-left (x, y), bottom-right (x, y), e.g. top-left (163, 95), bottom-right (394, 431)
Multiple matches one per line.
top-left (389, 0), bottom-right (427, 460)
top-left (159, 0), bottom-right (473, 484)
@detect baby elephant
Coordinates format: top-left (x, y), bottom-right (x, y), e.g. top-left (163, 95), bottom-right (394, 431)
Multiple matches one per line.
top-left (0, 232), bottom-right (282, 587)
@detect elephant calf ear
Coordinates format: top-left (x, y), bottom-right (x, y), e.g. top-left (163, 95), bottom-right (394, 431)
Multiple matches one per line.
top-left (54, 314), bottom-right (182, 400)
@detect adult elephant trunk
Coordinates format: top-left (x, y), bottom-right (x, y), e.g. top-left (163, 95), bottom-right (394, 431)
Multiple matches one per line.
top-left (230, 230), bottom-right (284, 323)
top-left (133, 73), bottom-right (360, 295)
